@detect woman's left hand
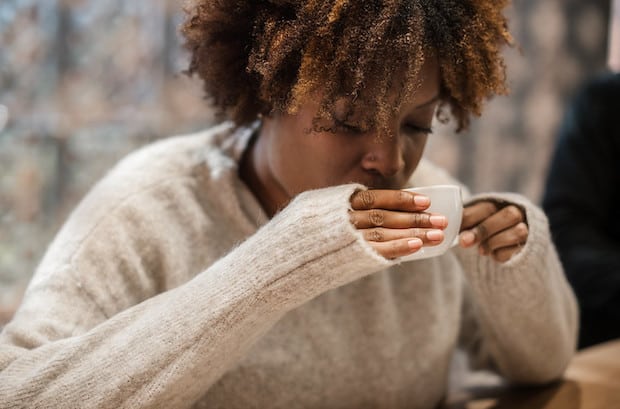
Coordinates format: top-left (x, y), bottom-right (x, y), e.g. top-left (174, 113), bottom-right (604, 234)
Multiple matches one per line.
top-left (458, 200), bottom-right (528, 263)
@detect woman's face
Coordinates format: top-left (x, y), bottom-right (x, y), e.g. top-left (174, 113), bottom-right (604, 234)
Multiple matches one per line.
top-left (245, 59), bottom-right (441, 215)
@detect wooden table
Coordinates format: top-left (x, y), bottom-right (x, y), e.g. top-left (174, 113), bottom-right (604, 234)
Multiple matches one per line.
top-left (444, 339), bottom-right (620, 409)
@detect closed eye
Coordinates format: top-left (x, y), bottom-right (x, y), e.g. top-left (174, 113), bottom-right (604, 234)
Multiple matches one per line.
top-left (402, 123), bottom-right (433, 136)
top-left (333, 118), bottom-right (365, 134)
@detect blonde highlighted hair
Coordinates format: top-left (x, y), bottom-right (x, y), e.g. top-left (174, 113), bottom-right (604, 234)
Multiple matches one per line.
top-left (181, 0), bottom-right (513, 132)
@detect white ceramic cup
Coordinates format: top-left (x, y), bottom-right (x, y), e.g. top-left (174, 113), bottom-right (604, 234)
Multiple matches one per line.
top-left (398, 184), bottom-right (463, 262)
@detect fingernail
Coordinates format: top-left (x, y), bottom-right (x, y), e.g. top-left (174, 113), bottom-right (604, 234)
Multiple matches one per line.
top-left (460, 231), bottom-right (475, 245)
top-left (414, 195), bottom-right (430, 206)
top-left (426, 229), bottom-right (444, 241)
top-left (408, 238), bottom-right (423, 249)
top-left (429, 215), bottom-right (447, 227)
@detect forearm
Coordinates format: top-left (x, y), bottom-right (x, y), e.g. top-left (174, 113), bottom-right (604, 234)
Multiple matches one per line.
top-left (0, 184), bottom-right (391, 408)
top-left (457, 194), bottom-right (578, 384)
top-left (0, 262), bottom-right (286, 408)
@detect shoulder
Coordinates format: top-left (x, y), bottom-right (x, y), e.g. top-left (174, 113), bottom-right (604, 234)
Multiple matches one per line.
top-left (88, 121), bottom-right (242, 201)
top-left (79, 122), bottom-right (239, 221)
top-left (107, 121), bottom-right (238, 185)
top-left (38, 123), bottom-right (244, 267)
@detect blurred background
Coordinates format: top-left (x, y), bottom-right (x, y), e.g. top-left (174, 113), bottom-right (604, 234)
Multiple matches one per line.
top-left (0, 0), bottom-right (613, 324)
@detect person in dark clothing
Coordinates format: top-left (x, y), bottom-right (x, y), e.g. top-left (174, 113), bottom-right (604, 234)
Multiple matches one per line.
top-left (543, 72), bottom-right (620, 349)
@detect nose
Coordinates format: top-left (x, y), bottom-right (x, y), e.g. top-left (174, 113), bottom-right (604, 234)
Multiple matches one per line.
top-left (360, 134), bottom-right (405, 178)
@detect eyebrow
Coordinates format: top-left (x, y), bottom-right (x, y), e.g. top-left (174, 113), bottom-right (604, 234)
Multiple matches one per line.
top-left (415, 94), bottom-right (441, 110)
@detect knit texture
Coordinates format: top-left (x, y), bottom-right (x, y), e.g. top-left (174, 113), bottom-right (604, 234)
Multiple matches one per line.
top-left (0, 123), bottom-right (577, 409)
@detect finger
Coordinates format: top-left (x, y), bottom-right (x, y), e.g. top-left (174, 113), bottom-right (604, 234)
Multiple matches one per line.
top-left (362, 227), bottom-right (445, 245)
top-left (492, 244), bottom-right (524, 263)
top-left (482, 222), bottom-right (529, 254)
top-left (368, 237), bottom-right (423, 259)
top-left (459, 205), bottom-right (525, 248)
top-left (350, 209), bottom-right (447, 229)
top-left (461, 201), bottom-right (498, 230)
top-left (350, 189), bottom-right (430, 212)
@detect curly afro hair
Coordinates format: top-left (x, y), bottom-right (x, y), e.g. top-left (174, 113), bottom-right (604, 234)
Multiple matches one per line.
top-left (181, 0), bottom-right (512, 133)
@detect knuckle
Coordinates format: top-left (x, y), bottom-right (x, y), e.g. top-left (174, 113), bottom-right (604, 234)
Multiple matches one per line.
top-left (410, 212), bottom-right (425, 226)
top-left (369, 228), bottom-right (385, 242)
top-left (388, 240), bottom-right (404, 257)
top-left (485, 201), bottom-right (498, 213)
top-left (368, 209), bottom-right (385, 226)
top-left (476, 224), bottom-right (489, 240)
top-left (359, 190), bottom-right (375, 209)
top-left (397, 190), bottom-right (410, 206)
top-left (505, 205), bottom-right (523, 223)
top-left (495, 251), bottom-right (510, 263)
top-left (516, 222), bottom-right (529, 240)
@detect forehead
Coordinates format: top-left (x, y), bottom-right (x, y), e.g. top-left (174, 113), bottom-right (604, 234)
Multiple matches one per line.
top-left (335, 57), bottom-right (441, 116)
top-left (400, 57), bottom-right (441, 108)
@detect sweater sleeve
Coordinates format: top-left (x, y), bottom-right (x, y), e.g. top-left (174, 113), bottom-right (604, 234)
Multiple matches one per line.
top-left (0, 184), bottom-right (392, 408)
top-left (455, 192), bottom-right (579, 384)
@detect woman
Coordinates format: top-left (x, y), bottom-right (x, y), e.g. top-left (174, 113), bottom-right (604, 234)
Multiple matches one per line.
top-left (0, 1), bottom-right (577, 408)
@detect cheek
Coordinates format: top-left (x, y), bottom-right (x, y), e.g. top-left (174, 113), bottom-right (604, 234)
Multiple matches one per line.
top-left (273, 136), bottom-right (336, 189)
top-left (301, 140), bottom-right (361, 188)
top-left (303, 132), bottom-right (358, 163)
top-left (403, 135), bottom-right (428, 170)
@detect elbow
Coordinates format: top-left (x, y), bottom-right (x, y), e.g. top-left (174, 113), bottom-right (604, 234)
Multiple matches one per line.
top-left (504, 340), bottom-right (576, 386)
top-left (515, 364), bottom-right (569, 386)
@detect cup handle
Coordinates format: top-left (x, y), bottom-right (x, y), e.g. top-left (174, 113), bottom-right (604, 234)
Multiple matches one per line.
top-left (450, 235), bottom-right (460, 248)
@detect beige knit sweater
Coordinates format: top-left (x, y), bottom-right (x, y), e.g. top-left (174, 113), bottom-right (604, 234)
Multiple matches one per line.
top-left (0, 122), bottom-right (577, 409)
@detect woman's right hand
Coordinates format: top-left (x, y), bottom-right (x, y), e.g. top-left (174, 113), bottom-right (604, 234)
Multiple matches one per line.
top-left (349, 189), bottom-right (448, 259)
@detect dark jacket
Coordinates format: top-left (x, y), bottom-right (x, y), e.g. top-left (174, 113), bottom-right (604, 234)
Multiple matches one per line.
top-left (543, 72), bottom-right (620, 348)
